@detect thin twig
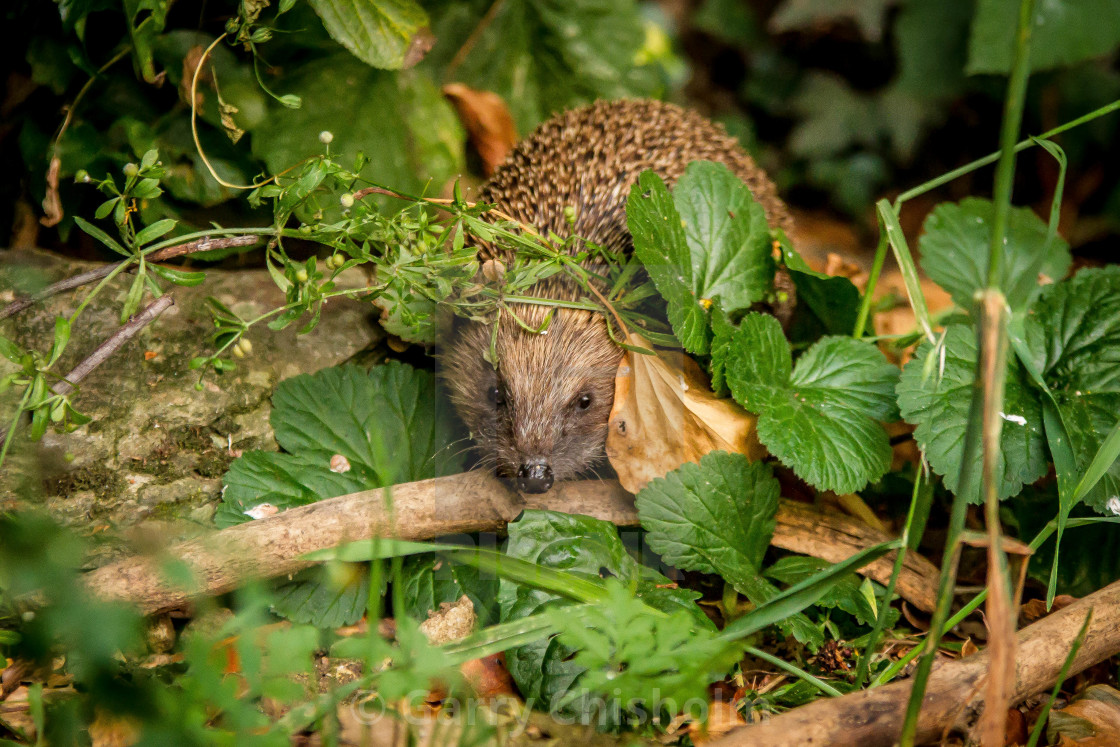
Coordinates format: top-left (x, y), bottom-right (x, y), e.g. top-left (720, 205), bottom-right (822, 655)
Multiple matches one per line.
top-left (1, 235), bottom-right (258, 320)
top-left (51, 294), bottom-right (175, 397)
top-left (0, 295), bottom-right (175, 449)
top-left (445, 0), bottom-right (507, 79)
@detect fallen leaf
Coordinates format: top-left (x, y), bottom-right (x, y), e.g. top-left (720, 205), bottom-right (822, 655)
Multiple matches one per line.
top-left (1049, 685), bottom-right (1120, 745)
top-left (40, 156), bottom-right (62, 227)
top-left (442, 83), bottom-right (517, 176)
top-left (606, 336), bottom-right (765, 494)
top-left (1021, 595), bottom-right (1077, 623)
top-left (143, 351), bottom-right (158, 361)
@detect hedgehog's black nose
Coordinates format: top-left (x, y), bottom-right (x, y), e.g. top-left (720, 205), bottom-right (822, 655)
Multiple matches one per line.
top-left (516, 460), bottom-right (554, 493)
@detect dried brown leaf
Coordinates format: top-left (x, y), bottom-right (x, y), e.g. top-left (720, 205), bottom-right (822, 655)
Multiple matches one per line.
top-left (40, 156), bottom-right (62, 227)
top-left (442, 83), bottom-right (517, 176)
top-left (1050, 685), bottom-right (1120, 745)
top-left (605, 338), bottom-right (765, 494)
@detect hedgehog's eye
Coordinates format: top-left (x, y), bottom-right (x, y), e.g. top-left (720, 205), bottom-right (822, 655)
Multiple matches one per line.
top-left (489, 385), bottom-right (506, 407)
top-left (577, 393), bottom-right (592, 410)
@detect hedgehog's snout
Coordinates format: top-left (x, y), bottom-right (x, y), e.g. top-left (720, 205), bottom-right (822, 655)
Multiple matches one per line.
top-left (515, 459), bottom-right (554, 493)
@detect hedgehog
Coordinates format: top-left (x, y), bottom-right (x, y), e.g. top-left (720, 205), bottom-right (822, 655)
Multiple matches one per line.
top-left (440, 99), bottom-right (792, 494)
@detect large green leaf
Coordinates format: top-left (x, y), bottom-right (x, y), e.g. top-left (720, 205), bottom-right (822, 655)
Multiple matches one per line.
top-left (897, 325), bottom-right (1048, 504)
top-left (216, 451), bottom-right (369, 527)
top-left (627, 163), bottom-right (776, 354)
top-left (401, 553), bottom-right (500, 626)
top-left (967, 0), bottom-right (1120, 75)
top-left (307, 0), bottom-right (428, 70)
top-left (218, 362), bottom-right (462, 528)
top-left (498, 510), bottom-right (705, 719)
top-left (918, 198), bottom-right (1071, 314)
top-left (720, 314), bottom-right (899, 493)
top-left (635, 452), bottom-right (822, 647)
top-left (556, 581), bottom-right (745, 717)
top-left (270, 565), bottom-right (370, 628)
top-left (1023, 267), bottom-right (1120, 511)
top-left (427, 0), bottom-right (658, 131)
top-left (636, 452), bottom-right (779, 580)
top-left (251, 56), bottom-right (463, 207)
top-left (271, 362), bottom-right (460, 484)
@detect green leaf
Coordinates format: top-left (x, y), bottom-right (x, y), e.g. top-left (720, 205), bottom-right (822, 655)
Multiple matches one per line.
top-left (781, 245), bottom-right (862, 342)
top-left (898, 324), bottom-right (1048, 504)
top-left (764, 556), bottom-right (888, 626)
top-left (47, 317), bottom-right (70, 367)
top-left (967, 0), bottom-right (1120, 75)
top-left (556, 581), bottom-right (745, 717)
top-left (627, 163), bottom-right (776, 354)
top-left (401, 553), bottom-right (500, 626)
top-left (251, 56), bottom-right (464, 215)
top-left (73, 215), bottom-right (128, 256)
top-left (216, 451), bottom-right (369, 528)
top-left (271, 564), bottom-right (369, 628)
top-left (429, 0), bottom-right (657, 131)
top-left (307, 0), bottom-right (428, 70)
top-left (674, 161), bottom-right (775, 314)
top-left (637, 452), bottom-right (779, 580)
top-left (134, 218), bottom-right (177, 246)
top-left (269, 361), bottom-right (462, 485)
top-left (499, 510), bottom-right (705, 719)
top-left (918, 198), bottom-right (1071, 314)
top-left (635, 452), bottom-right (821, 646)
top-left (1023, 267), bottom-right (1120, 511)
top-left (627, 171), bottom-right (709, 354)
top-left (721, 540), bottom-right (900, 642)
top-left (123, 0), bottom-right (170, 83)
top-left (150, 264), bottom-right (206, 287)
top-left (721, 314), bottom-right (900, 493)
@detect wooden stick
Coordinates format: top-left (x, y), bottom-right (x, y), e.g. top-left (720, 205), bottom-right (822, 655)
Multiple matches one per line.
top-left (85, 473), bottom-right (939, 615)
top-left (711, 582), bottom-right (1120, 746)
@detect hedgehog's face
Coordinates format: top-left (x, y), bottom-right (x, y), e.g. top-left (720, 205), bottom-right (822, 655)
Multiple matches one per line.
top-left (441, 307), bottom-right (622, 493)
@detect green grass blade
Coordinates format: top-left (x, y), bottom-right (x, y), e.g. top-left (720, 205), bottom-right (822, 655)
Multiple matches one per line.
top-left (1025, 609), bottom-right (1092, 747)
top-left (744, 645), bottom-right (843, 697)
top-left (1031, 138), bottom-right (1067, 241)
top-left (1072, 418), bottom-right (1120, 504)
top-left (720, 540), bottom-right (900, 642)
top-left (876, 199), bottom-right (934, 342)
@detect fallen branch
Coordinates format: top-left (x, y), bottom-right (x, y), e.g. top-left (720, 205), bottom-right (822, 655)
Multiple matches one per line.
top-left (1, 235), bottom-right (259, 321)
top-left (86, 472), bottom-right (939, 615)
top-left (711, 581), bottom-right (1120, 747)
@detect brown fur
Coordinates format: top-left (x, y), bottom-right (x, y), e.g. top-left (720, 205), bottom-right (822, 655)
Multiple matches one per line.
top-left (440, 99), bottom-right (791, 485)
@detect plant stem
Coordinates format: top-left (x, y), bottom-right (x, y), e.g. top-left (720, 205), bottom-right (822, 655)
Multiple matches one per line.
top-left (744, 646), bottom-right (842, 697)
top-left (854, 468), bottom-right (929, 686)
top-left (852, 222), bottom-right (889, 339)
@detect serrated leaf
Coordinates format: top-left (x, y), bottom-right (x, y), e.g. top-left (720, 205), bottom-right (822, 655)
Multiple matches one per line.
top-left (499, 510), bottom-right (705, 719)
top-left (627, 162), bottom-right (776, 355)
top-left (898, 325), bottom-right (1048, 504)
top-left (637, 451), bottom-right (779, 578)
top-left (216, 451), bottom-right (369, 528)
top-left (401, 553), bottom-right (500, 627)
top-left (1023, 267), bottom-right (1120, 511)
top-left (627, 171), bottom-right (710, 354)
top-left (967, 0), bottom-right (1120, 75)
top-left (556, 581), bottom-right (745, 717)
top-left (635, 452), bottom-right (821, 647)
top-left (307, 0), bottom-right (428, 70)
top-left (720, 313), bottom-right (899, 493)
top-left (271, 564), bottom-right (370, 628)
top-left (918, 198), bottom-right (1071, 314)
top-left (269, 362), bottom-right (462, 485)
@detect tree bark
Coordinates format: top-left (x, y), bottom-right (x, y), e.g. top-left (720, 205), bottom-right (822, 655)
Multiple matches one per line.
top-left (711, 581), bottom-right (1120, 746)
top-left (86, 472), bottom-right (939, 614)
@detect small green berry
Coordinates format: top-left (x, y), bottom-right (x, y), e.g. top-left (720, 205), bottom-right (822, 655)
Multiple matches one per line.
top-left (232, 345), bottom-right (245, 359)
top-left (299, 224), bottom-right (312, 235)
top-left (74, 169), bottom-right (90, 184)
top-left (319, 130), bottom-right (334, 144)
top-left (339, 193), bottom-right (355, 209)
top-left (296, 268), bottom-right (309, 283)
top-left (123, 162), bottom-right (139, 177)
top-left (238, 338), bottom-right (253, 354)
